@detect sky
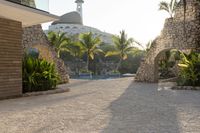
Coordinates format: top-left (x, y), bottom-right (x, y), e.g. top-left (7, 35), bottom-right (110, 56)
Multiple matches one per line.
top-left (43, 0), bottom-right (171, 45)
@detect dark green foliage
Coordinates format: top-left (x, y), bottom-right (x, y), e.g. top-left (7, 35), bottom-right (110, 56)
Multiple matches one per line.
top-left (158, 50), bottom-right (181, 79)
top-left (79, 69), bottom-right (92, 74)
top-left (47, 31), bottom-right (69, 58)
top-left (51, 31), bottom-right (144, 76)
top-left (119, 53), bottom-right (144, 74)
top-left (110, 70), bottom-right (120, 74)
top-left (22, 54), bottom-right (60, 93)
top-left (105, 30), bottom-right (141, 71)
top-left (79, 32), bottom-right (103, 71)
top-left (158, 51), bottom-right (175, 78)
top-left (177, 51), bottom-right (200, 86)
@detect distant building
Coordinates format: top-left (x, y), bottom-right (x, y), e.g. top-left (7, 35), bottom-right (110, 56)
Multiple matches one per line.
top-left (47, 0), bottom-right (113, 44)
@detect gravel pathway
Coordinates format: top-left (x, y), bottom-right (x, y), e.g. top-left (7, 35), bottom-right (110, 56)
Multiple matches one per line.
top-left (0, 78), bottom-right (200, 133)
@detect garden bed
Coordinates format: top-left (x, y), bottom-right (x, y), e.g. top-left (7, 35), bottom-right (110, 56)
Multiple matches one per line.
top-left (171, 86), bottom-right (200, 90)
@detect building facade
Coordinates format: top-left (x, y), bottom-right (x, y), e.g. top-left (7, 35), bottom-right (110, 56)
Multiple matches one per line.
top-left (47, 0), bottom-right (113, 45)
top-left (0, 0), bottom-right (58, 99)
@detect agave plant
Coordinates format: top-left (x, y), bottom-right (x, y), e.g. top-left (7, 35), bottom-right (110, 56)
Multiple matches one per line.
top-left (23, 54), bottom-right (60, 93)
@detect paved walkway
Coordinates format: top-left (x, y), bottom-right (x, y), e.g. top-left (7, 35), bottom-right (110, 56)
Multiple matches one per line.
top-left (0, 78), bottom-right (200, 133)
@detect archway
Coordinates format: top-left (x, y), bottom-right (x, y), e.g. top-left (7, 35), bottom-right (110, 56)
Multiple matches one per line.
top-left (154, 49), bottom-right (180, 82)
top-left (135, 0), bottom-right (200, 83)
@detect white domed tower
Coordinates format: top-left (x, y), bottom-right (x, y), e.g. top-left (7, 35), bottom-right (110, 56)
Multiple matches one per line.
top-left (75, 0), bottom-right (84, 20)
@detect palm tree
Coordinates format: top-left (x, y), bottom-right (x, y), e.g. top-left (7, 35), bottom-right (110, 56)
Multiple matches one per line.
top-left (66, 41), bottom-right (85, 75)
top-left (47, 31), bottom-right (69, 58)
top-left (79, 32), bottom-right (103, 71)
top-left (159, 0), bottom-right (178, 18)
top-left (105, 30), bottom-right (136, 71)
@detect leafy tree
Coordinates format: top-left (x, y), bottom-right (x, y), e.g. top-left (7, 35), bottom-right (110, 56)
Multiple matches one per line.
top-left (47, 31), bottom-right (69, 58)
top-left (105, 30), bottom-right (138, 71)
top-left (79, 32), bottom-right (103, 71)
top-left (119, 52), bottom-right (144, 74)
top-left (159, 0), bottom-right (178, 18)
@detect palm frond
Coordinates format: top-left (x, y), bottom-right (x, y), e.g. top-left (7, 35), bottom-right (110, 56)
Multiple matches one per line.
top-left (79, 32), bottom-right (103, 61)
top-left (159, 1), bottom-right (169, 12)
top-left (105, 51), bottom-right (120, 57)
top-left (93, 49), bottom-right (104, 54)
top-left (89, 52), bottom-right (94, 60)
top-left (159, 0), bottom-right (178, 18)
top-left (123, 46), bottom-right (135, 53)
top-left (122, 54), bottom-right (128, 60)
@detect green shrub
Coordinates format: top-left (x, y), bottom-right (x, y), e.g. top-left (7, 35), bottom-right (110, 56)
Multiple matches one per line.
top-left (22, 55), bottom-right (60, 93)
top-left (110, 70), bottom-right (120, 74)
top-left (79, 69), bottom-right (92, 74)
top-left (119, 53), bottom-right (144, 74)
top-left (177, 51), bottom-right (200, 86)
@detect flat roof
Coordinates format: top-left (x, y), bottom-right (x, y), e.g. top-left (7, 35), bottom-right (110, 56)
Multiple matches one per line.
top-left (0, 0), bottom-right (59, 27)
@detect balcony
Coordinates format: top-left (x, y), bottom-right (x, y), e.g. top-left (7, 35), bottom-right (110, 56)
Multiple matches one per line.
top-left (0, 0), bottom-right (59, 27)
top-left (6, 0), bottom-right (49, 12)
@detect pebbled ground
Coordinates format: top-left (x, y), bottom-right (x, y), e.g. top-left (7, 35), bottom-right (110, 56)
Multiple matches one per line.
top-left (0, 78), bottom-right (200, 133)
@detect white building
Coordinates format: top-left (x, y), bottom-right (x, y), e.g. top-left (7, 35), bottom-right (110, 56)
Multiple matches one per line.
top-left (48, 0), bottom-right (113, 44)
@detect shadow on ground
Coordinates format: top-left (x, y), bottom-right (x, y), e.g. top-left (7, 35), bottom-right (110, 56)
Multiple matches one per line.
top-left (102, 82), bottom-right (200, 133)
top-left (0, 90), bottom-right (98, 112)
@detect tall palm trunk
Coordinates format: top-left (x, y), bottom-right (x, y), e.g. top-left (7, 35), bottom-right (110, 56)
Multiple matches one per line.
top-left (74, 57), bottom-right (79, 76)
top-left (116, 58), bottom-right (122, 71)
top-left (86, 51), bottom-right (90, 71)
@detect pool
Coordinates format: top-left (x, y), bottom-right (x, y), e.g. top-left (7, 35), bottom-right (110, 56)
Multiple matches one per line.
top-left (70, 75), bottom-right (121, 80)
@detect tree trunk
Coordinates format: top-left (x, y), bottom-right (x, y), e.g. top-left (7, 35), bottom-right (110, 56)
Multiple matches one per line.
top-left (86, 51), bottom-right (90, 71)
top-left (116, 58), bottom-right (122, 71)
top-left (75, 57), bottom-right (79, 76)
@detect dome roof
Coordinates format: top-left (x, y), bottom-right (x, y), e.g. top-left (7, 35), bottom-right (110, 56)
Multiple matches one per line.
top-left (75, 0), bottom-right (84, 3)
top-left (52, 11), bottom-right (83, 25)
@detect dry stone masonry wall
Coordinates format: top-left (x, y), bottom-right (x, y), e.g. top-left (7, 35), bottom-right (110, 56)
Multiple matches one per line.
top-left (21, 0), bottom-right (69, 83)
top-left (135, 0), bottom-right (200, 82)
top-left (22, 25), bottom-right (69, 83)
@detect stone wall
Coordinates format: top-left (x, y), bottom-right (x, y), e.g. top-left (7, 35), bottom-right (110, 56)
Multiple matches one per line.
top-left (65, 61), bottom-right (117, 76)
top-left (135, 0), bottom-right (200, 82)
top-left (23, 25), bottom-right (69, 83)
top-left (0, 18), bottom-right (22, 99)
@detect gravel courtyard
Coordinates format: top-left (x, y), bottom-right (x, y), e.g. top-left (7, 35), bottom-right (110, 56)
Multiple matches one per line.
top-left (0, 78), bottom-right (200, 133)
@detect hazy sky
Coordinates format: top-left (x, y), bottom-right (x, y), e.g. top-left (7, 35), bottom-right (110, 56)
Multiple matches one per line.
top-left (43, 0), bottom-right (170, 45)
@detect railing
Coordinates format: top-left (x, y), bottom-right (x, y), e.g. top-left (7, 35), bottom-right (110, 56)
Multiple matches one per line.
top-left (6, 0), bottom-right (49, 12)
